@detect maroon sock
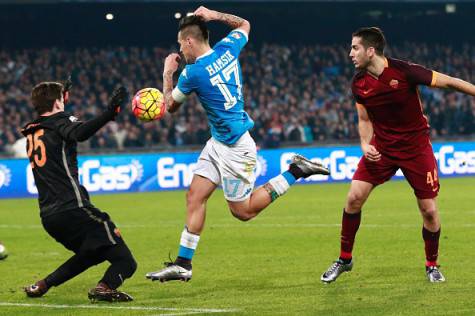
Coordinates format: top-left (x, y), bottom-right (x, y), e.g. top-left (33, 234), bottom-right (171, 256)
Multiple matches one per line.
top-left (340, 209), bottom-right (361, 261)
top-left (422, 226), bottom-right (440, 266)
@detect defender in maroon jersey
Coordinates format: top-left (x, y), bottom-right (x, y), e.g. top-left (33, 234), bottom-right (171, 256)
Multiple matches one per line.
top-left (321, 27), bottom-right (475, 283)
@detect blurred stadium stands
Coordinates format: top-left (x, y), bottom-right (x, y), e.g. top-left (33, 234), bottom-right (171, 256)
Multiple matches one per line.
top-left (0, 1), bottom-right (474, 156)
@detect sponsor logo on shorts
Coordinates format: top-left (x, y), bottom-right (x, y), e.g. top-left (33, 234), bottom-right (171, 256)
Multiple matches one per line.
top-left (245, 161), bottom-right (256, 176)
top-left (241, 187), bottom-right (252, 198)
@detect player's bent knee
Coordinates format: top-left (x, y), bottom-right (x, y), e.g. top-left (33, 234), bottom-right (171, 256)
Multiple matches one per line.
top-left (109, 244), bottom-right (138, 278)
top-left (127, 257), bottom-right (138, 277)
top-left (120, 256), bottom-right (137, 279)
top-left (229, 208), bottom-right (254, 222)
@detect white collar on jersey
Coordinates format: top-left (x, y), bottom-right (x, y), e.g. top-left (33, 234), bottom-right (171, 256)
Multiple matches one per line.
top-left (196, 49), bottom-right (214, 61)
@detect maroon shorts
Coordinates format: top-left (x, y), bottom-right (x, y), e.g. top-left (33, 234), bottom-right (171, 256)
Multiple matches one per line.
top-left (353, 144), bottom-right (440, 199)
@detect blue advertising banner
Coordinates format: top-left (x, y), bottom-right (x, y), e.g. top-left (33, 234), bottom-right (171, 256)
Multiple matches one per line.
top-left (0, 142), bottom-right (474, 199)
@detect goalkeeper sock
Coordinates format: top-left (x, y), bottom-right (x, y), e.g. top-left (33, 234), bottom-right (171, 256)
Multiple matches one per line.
top-left (176, 228), bottom-right (200, 268)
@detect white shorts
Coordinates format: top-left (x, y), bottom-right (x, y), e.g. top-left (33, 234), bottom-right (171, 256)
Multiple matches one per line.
top-left (194, 132), bottom-right (257, 202)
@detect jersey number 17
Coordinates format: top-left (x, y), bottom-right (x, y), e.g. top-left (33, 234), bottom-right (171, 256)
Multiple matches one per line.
top-left (210, 60), bottom-right (242, 110)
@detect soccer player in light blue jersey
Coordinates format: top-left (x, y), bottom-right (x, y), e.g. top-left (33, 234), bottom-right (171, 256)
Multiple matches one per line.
top-left (146, 6), bottom-right (330, 282)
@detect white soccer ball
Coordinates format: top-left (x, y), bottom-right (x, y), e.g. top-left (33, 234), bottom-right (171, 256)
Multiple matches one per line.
top-left (0, 244), bottom-right (8, 260)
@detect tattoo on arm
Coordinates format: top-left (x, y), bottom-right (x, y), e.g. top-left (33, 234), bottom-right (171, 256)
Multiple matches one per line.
top-left (163, 70), bottom-right (174, 111)
top-left (215, 12), bottom-right (246, 29)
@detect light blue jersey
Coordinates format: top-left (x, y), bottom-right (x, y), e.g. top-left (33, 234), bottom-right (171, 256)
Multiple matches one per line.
top-left (174, 29), bottom-right (254, 145)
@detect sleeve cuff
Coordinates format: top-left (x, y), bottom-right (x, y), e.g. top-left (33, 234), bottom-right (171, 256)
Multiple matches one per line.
top-left (431, 71), bottom-right (438, 87)
top-left (233, 28), bottom-right (249, 41)
top-left (172, 87), bottom-right (188, 103)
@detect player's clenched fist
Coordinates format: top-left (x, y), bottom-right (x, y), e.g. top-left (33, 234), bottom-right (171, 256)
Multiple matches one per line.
top-left (362, 143), bottom-right (381, 162)
top-left (164, 53), bottom-right (181, 74)
top-left (193, 6), bottom-right (218, 22)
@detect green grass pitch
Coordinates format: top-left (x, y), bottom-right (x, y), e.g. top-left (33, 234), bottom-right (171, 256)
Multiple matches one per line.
top-left (1, 177), bottom-right (474, 315)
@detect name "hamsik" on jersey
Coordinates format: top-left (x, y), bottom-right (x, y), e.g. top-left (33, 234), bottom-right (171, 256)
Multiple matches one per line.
top-left (205, 50), bottom-right (235, 76)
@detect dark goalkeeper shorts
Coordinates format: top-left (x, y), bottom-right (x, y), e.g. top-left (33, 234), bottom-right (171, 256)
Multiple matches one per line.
top-left (353, 143), bottom-right (440, 199)
top-left (41, 206), bottom-right (124, 255)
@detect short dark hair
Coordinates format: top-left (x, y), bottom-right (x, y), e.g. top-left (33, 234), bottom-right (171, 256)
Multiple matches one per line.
top-left (352, 27), bottom-right (386, 55)
top-left (178, 15), bottom-right (209, 42)
top-left (31, 82), bottom-right (64, 115)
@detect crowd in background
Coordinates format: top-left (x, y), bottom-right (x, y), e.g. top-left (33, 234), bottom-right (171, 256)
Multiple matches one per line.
top-left (1, 42), bottom-right (474, 156)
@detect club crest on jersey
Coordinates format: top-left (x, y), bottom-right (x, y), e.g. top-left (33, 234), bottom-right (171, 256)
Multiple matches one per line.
top-left (231, 32), bottom-right (241, 39)
top-left (389, 79), bottom-right (399, 89)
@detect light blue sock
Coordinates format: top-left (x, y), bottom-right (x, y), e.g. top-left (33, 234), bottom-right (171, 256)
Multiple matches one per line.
top-left (282, 170), bottom-right (296, 186)
top-left (177, 228), bottom-right (200, 260)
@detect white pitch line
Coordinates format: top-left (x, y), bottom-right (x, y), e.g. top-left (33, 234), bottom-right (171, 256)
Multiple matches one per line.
top-left (0, 224), bottom-right (42, 229)
top-left (0, 302), bottom-right (238, 314)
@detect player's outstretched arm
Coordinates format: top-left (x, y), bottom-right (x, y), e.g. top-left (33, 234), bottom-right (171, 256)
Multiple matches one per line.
top-left (163, 53), bottom-right (183, 114)
top-left (194, 6), bottom-right (251, 36)
top-left (60, 87), bottom-right (128, 142)
top-left (356, 103), bottom-right (381, 162)
top-left (432, 72), bottom-right (475, 96)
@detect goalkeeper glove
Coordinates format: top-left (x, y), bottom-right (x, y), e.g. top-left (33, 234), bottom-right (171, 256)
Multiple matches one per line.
top-left (63, 75), bottom-right (72, 104)
top-left (108, 86), bottom-right (128, 118)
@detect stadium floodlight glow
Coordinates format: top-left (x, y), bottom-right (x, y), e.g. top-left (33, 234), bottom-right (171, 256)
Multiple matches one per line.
top-left (174, 12), bottom-right (182, 19)
top-left (186, 12), bottom-right (194, 17)
top-left (105, 13), bottom-right (114, 21)
top-left (446, 4), bottom-right (456, 14)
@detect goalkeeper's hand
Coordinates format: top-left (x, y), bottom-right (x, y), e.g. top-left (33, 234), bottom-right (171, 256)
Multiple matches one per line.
top-left (107, 86), bottom-right (128, 118)
top-left (63, 75), bottom-right (72, 104)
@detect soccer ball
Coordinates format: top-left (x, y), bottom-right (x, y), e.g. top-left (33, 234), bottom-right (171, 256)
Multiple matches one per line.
top-left (0, 243), bottom-right (8, 260)
top-left (132, 88), bottom-right (166, 122)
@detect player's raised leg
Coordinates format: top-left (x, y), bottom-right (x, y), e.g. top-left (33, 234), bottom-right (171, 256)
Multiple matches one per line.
top-left (146, 153), bottom-right (329, 282)
top-left (229, 154), bottom-right (330, 221)
top-left (321, 180), bottom-right (373, 283)
top-left (146, 175), bottom-right (216, 282)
